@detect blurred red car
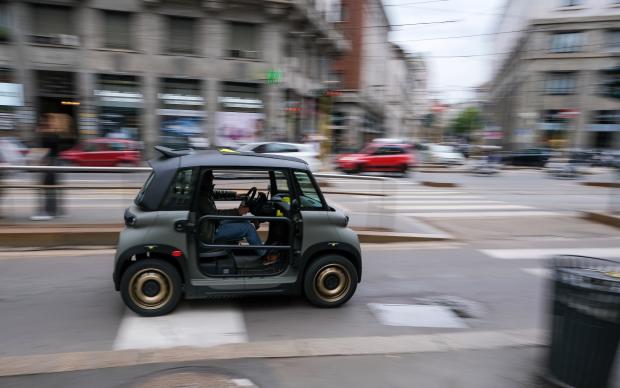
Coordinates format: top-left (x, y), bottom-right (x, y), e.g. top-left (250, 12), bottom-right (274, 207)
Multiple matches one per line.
top-left (59, 138), bottom-right (142, 166)
top-left (337, 143), bottom-right (415, 174)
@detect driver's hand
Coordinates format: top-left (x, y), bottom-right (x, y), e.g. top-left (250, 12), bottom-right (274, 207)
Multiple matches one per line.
top-left (238, 205), bottom-right (250, 215)
top-left (252, 220), bottom-right (261, 230)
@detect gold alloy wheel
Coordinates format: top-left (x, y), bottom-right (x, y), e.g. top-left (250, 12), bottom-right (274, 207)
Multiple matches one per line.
top-left (128, 268), bottom-right (174, 310)
top-left (314, 263), bottom-right (351, 303)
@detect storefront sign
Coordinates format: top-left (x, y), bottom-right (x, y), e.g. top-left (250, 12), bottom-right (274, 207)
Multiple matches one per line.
top-left (158, 93), bottom-right (204, 106)
top-left (0, 83), bottom-right (24, 107)
top-left (94, 90), bottom-right (143, 108)
top-left (218, 97), bottom-right (263, 109)
top-left (157, 109), bottom-right (206, 117)
top-left (216, 111), bottom-right (264, 147)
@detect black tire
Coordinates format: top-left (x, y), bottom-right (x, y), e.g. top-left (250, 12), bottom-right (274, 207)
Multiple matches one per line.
top-left (304, 255), bottom-right (358, 308)
top-left (120, 259), bottom-right (182, 317)
top-left (399, 164), bottom-right (408, 176)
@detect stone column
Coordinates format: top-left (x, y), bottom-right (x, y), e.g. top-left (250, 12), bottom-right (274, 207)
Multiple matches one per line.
top-left (206, 78), bottom-right (219, 147)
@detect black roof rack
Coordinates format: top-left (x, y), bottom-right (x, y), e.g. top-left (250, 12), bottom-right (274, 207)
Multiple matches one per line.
top-left (154, 146), bottom-right (194, 158)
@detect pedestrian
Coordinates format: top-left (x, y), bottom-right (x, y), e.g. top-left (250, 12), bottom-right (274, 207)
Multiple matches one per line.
top-left (30, 113), bottom-right (74, 221)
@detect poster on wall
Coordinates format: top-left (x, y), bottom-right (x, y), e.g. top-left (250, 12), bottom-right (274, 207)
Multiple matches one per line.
top-left (216, 111), bottom-right (265, 148)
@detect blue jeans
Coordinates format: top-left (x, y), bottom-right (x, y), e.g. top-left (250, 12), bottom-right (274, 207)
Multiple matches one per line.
top-left (214, 221), bottom-right (266, 256)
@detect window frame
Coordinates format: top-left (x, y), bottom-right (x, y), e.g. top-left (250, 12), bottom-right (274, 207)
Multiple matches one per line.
top-left (292, 170), bottom-right (328, 211)
top-left (544, 72), bottom-right (578, 95)
top-left (549, 31), bottom-right (584, 53)
top-left (166, 15), bottom-right (197, 55)
top-left (160, 167), bottom-right (198, 211)
top-left (103, 10), bottom-right (132, 50)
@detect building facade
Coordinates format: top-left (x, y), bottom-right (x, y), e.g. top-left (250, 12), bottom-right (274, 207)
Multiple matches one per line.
top-left (489, 0), bottom-right (620, 150)
top-left (0, 0), bottom-right (346, 156)
top-left (330, 0), bottom-right (395, 151)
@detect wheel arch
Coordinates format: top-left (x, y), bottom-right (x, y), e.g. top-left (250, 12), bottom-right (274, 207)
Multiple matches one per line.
top-left (113, 244), bottom-right (188, 291)
top-left (300, 242), bottom-right (362, 284)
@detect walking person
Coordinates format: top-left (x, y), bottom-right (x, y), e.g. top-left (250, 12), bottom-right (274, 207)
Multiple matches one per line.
top-left (30, 113), bottom-right (74, 221)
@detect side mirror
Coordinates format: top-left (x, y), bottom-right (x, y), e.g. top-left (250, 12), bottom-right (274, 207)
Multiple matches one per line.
top-left (291, 199), bottom-right (300, 211)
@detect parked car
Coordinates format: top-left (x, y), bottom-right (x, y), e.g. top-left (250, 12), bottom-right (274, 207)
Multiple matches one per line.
top-left (418, 144), bottom-right (465, 165)
top-left (502, 148), bottom-right (551, 167)
top-left (59, 138), bottom-right (142, 166)
top-left (236, 142), bottom-right (321, 171)
top-left (336, 143), bottom-right (414, 174)
top-left (113, 146), bottom-right (362, 316)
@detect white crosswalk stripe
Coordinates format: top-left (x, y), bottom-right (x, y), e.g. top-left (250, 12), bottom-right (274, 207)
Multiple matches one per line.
top-left (480, 247), bottom-right (620, 260)
top-left (328, 185), bottom-right (553, 219)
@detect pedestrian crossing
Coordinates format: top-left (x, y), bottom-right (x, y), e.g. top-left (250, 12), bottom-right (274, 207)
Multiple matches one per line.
top-left (328, 186), bottom-right (558, 219)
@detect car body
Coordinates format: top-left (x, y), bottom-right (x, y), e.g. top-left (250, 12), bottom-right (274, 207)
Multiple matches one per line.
top-left (236, 142), bottom-right (321, 171)
top-left (113, 147), bottom-right (362, 316)
top-left (336, 143), bottom-right (414, 174)
top-left (418, 144), bottom-right (465, 165)
top-left (59, 138), bottom-right (142, 166)
top-left (502, 148), bottom-right (551, 167)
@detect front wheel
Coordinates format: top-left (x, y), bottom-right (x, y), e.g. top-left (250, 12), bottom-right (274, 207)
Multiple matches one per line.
top-left (120, 259), bottom-right (182, 317)
top-left (304, 255), bottom-right (358, 308)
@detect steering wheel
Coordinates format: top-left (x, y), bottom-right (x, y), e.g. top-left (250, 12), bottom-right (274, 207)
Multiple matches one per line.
top-left (243, 187), bottom-right (258, 206)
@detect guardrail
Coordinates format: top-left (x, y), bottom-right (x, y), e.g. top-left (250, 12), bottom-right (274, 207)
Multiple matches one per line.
top-left (0, 164), bottom-right (397, 229)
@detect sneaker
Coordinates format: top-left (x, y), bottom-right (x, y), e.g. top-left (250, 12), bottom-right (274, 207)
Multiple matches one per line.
top-left (30, 214), bottom-right (54, 221)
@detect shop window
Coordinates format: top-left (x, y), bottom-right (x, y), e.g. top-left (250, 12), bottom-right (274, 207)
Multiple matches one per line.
top-left (0, 3), bottom-right (11, 42)
top-left (550, 32), bottom-right (583, 53)
top-left (30, 5), bottom-right (78, 45)
top-left (104, 11), bottom-right (131, 50)
top-left (167, 16), bottom-right (196, 54)
top-left (544, 72), bottom-right (577, 95)
top-left (607, 30), bottom-right (620, 51)
top-left (228, 22), bottom-right (260, 59)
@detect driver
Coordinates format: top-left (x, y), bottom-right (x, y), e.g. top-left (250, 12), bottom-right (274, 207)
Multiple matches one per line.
top-left (198, 171), bottom-right (279, 265)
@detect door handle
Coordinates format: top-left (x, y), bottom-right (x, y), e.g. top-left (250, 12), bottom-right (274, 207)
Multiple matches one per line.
top-left (174, 220), bottom-right (194, 233)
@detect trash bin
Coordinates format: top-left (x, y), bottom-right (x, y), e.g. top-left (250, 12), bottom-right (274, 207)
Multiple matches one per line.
top-left (547, 255), bottom-right (620, 388)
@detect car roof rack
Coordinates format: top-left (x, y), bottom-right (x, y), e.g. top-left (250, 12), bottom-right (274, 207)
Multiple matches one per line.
top-left (154, 146), bottom-right (194, 158)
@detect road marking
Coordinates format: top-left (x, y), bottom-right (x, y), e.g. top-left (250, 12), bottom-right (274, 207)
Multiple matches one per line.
top-left (368, 303), bottom-right (467, 328)
top-left (0, 329), bottom-right (545, 377)
top-left (387, 204), bottom-right (533, 210)
top-left (522, 268), bottom-right (552, 278)
top-left (114, 305), bottom-right (247, 350)
top-left (379, 200), bottom-right (503, 205)
top-left (480, 247), bottom-right (620, 260)
top-left (405, 211), bottom-right (560, 218)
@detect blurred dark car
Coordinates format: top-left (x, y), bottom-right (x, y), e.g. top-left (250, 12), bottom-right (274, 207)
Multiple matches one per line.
top-left (502, 148), bottom-right (551, 167)
top-left (336, 143), bottom-right (415, 174)
top-left (59, 138), bottom-right (142, 166)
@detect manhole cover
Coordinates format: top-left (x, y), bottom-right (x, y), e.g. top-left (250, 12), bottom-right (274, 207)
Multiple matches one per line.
top-left (368, 303), bottom-right (467, 328)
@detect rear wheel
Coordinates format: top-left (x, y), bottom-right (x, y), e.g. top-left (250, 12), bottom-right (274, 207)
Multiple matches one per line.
top-left (120, 259), bottom-right (182, 317)
top-left (304, 255), bottom-right (358, 308)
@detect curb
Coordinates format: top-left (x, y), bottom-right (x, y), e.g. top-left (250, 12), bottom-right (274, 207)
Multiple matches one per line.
top-left (582, 182), bottom-right (620, 189)
top-left (0, 329), bottom-right (545, 378)
top-left (420, 181), bottom-right (459, 188)
top-left (0, 224), bottom-right (451, 248)
top-left (582, 211), bottom-right (620, 229)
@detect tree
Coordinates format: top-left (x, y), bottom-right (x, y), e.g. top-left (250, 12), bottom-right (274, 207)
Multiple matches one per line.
top-left (451, 107), bottom-right (483, 135)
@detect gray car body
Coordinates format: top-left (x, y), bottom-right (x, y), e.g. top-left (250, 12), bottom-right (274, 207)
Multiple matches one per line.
top-left (113, 149), bottom-right (362, 298)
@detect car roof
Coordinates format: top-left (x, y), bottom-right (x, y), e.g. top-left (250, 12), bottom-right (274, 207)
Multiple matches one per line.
top-left (150, 148), bottom-right (309, 171)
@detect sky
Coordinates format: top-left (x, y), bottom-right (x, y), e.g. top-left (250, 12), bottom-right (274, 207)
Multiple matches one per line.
top-left (383, 0), bottom-right (506, 103)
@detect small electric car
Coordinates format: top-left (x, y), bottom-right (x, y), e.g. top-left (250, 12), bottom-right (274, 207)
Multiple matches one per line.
top-left (113, 146), bottom-right (362, 316)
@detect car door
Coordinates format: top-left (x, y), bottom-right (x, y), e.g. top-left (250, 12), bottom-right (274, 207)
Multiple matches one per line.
top-left (369, 147), bottom-right (391, 170)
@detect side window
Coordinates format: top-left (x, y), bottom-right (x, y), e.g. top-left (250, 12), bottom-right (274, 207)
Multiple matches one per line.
top-left (265, 143), bottom-right (288, 153)
top-left (274, 170), bottom-right (290, 195)
top-left (279, 145), bottom-right (299, 153)
top-left (253, 144), bottom-right (268, 153)
top-left (82, 142), bottom-right (100, 152)
top-left (161, 168), bottom-right (196, 210)
top-left (134, 172), bottom-right (154, 207)
top-left (108, 142), bottom-right (127, 151)
top-left (293, 171), bottom-right (325, 209)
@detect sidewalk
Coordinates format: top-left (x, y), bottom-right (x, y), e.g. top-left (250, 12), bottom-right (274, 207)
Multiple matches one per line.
top-left (2, 345), bottom-right (617, 388)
